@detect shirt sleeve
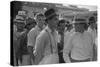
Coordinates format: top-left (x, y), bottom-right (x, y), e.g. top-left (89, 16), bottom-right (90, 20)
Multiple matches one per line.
top-left (63, 35), bottom-right (73, 63)
top-left (88, 32), bottom-right (95, 60)
top-left (34, 32), bottom-right (47, 64)
top-left (27, 30), bottom-right (36, 48)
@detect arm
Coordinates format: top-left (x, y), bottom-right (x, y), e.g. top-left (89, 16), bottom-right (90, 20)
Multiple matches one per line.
top-left (91, 33), bottom-right (97, 61)
top-left (63, 35), bottom-right (73, 63)
top-left (34, 33), bottom-right (46, 64)
top-left (27, 31), bottom-right (36, 55)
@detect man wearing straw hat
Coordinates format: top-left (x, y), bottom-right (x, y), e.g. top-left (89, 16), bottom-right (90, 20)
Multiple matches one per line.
top-left (13, 11), bottom-right (27, 65)
top-left (63, 17), bottom-right (94, 63)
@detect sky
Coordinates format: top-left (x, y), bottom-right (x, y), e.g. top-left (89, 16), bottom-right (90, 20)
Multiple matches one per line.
top-left (63, 4), bottom-right (97, 11)
top-left (77, 5), bottom-right (97, 11)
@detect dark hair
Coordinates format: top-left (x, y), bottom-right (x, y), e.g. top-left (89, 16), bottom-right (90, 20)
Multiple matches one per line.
top-left (83, 23), bottom-right (88, 30)
top-left (36, 13), bottom-right (44, 19)
top-left (89, 16), bottom-right (95, 24)
top-left (58, 19), bottom-right (65, 26)
top-left (59, 19), bottom-right (65, 24)
top-left (37, 13), bottom-right (44, 17)
top-left (25, 18), bottom-right (36, 29)
top-left (65, 21), bottom-right (70, 27)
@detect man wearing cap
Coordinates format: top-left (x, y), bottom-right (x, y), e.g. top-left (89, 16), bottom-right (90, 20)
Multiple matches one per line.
top-left (27, 13), bottom-right (45, 64)
top-left (63, 18), bottom-right (94, 63)
top-left (34, 8), bottom-right (59, 64)
top-left (13, 12), bottom-right (27, 65)
top-left (87, 16), bottom-right (97, 61)
top-left (88, 16), bottom-right (97, 45)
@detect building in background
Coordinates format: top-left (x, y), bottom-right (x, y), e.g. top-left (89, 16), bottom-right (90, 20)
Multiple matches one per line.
top-left (14, 1), bottom-right (97, 24)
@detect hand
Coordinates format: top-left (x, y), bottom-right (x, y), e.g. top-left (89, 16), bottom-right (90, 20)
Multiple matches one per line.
top-left (30, 54), bottom-right (35, 60)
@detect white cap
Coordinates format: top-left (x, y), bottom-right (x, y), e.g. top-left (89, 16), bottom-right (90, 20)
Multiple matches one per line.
top-left (14, 15), bottom-right (25, 23)
top-left (18, 11), bottom-right (26, 16)
top-left (73, 16), bottom-right (87, 24)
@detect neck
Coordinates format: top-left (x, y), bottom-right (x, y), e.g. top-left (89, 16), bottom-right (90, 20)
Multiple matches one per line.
top-left (79, 31), bottom-right (84, 34)
top-left (37, 25), bottom-right (43, 30)
top-left (48, 25), bottom-right (55, 32)
top-left (17, 28), bottom-right (24, 32)
top-left (91, 27), bottom-right (95, 31)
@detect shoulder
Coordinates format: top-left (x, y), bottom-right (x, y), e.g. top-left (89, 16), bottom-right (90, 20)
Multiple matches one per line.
top-left (28, 27), bottom-right (37, 36)
top-left (84, 31), bottom-right (93, 38)
top-left (84, 31), bottom-right (94, 43)
top-left (36, 29), bottom-right (49, 41)
top-left (67, 32), bottom-right (79, 42)
top-left (30, 27), bottom-right (37, 33)
top-left (70, 32), bottom-right (77, 38)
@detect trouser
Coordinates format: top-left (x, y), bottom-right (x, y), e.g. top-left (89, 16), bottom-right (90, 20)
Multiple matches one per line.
top-left (39, 54), bottom-right (59, 65)
top-left (14, 52), bottom-right (18, 66)
top-left (93, 43), bottom-right (97, 61)
top-left (58, 52), bottom-right (65, 63)
top-left (22, 54), bottom-right (33, 65)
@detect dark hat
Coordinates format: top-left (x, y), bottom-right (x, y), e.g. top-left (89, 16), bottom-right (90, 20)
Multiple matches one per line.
top-left (58, 19), bottom-right (65, 25)
top-left (26, 18), bottom-right (36, 25)
top-left (89, 16), bottom-right (95, 23)
top-left (44, 8), bottom-right (57, 20)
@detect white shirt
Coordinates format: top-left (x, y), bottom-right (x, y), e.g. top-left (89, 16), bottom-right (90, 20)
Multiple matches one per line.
top-left (63, 31), bottom-right (93, 63)
top-left (57, 33), bottom-right (61, 43)
top-left (34, 26), bottom-right (59, 64)
top-left (64, 28), bottom-right (75, 47)
top-left (87, 27), bottom-right (97, 46)
top-left (27, 26), bottom-right (41, 48)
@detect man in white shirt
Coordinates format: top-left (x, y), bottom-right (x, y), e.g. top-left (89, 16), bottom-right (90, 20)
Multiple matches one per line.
top-left (87, 16), bottom-right (97, 61)
top-left (88, 16), bottom-right (97, 43)
top-left (63, 18), bottom-right (94, 63)
top-left (34, 8), bottom-right (59, 65)
top-left (27, 13), bottom-right (45, 64)
top-left (64, 24), bottom-right (75, 48)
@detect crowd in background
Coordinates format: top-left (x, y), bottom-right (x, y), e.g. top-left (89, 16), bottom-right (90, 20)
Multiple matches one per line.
top-left (13, 8), bottom-right (97, 66)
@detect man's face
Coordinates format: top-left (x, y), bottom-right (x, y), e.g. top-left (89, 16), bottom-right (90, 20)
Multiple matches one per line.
top-left (58, 22), bottom-right (65, 32)
top-left (90, 23), bottom-right (96, 30)
top-left (50, 15), bottom-right (59, 29)
top-left (74, 23), bottom-right (85, 33)
top-left (36, 16), bottom-right (45, 27)
top-left (16, 22), bottom-right (25, 30)
top-left (27, 22), bottom-right (36, 30)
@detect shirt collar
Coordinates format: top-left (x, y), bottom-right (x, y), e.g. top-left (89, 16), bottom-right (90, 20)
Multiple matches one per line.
top-left (45, 26), bottom-right (52, 33)
top-left (35, 25), bottom-right (42, 31)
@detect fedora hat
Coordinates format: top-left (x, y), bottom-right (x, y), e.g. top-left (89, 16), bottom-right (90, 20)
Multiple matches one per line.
top-left (44, 8), bottom-right (58, 20)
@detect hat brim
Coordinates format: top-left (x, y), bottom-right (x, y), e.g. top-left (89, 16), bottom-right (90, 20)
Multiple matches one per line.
top-left (45, 13), bottom-right (58, 20)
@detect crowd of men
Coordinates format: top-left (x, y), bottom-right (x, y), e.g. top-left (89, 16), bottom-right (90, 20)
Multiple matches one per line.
top-left (13, 8), bottom-right (97, 66)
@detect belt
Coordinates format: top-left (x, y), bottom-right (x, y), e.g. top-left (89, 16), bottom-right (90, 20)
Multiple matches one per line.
top-left (69, 52), bottom-right (91, 62)
top-left (70, 57), bottom-right (91, 62)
